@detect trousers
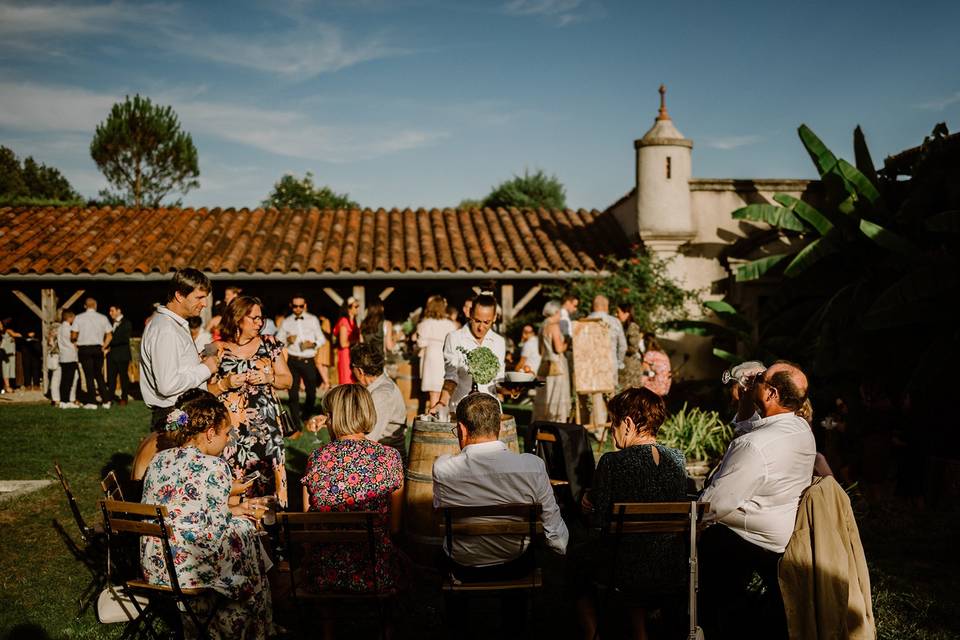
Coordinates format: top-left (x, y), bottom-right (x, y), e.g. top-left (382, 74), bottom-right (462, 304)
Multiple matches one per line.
top-left (107, 357), bottom-right (132, 402)
top-left (287, 356), bottom-right (318, 427)
top-left (78, 345), bottom-right (108, 405)
top-left (59, 362), bottom-right (78, 403)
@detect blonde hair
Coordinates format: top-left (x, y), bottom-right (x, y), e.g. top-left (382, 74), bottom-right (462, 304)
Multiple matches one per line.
top-left (324, 384), bottom-right (376, 438)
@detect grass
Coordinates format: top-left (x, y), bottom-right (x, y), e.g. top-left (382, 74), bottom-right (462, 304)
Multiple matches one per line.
top-left (0, 402), bottom-right (957, 639)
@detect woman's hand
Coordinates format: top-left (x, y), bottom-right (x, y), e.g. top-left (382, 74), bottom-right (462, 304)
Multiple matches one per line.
top-left (223, 372), bottom-right (246, 390)
top-left (580, 490), bottom-right (594, 514)
top-left (305, 414), bottom-right (328, 433)
top-left (230, 477), bottom-right (255, 496)
top-left (245, 368), bottom-right (272, 386)
top-left (229, 501), bottom-right (263, 522)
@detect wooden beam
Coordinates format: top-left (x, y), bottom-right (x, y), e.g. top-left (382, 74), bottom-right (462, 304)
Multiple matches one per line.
top-left (12, 290), bottom-right (43, 319)
top-left (378, 287), bottom-right (395, 301)
top-left (40, 289), bottom-right (57, 395)
top-left (472, 286), bottom-right (482, 296)
top-left (353, 285), bottom-right (366, 319)
top-left (512, 284), bottom-right (542, 317)
top-left (59, 289), bottom-right (85, 312)
top-left (323, 288), bottom-right (343, 307)
top-left (501, 284), bottom-right (514, 327)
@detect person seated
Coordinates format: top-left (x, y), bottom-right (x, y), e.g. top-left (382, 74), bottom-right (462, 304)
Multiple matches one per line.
top-left (699, 360), bottom-right (816, 637)
top-left (432, 392), bottom-right (568, 580)
top-left (140, 395), bottom-right (273, 639)
top-left (131, 388), bottom-right (213, 481)
top-left (301, 384), bottom-right (405, 594)
top-left (348, 342), bottom-right (408, 457)
top-left (575, 387), bottom-right (689, 640)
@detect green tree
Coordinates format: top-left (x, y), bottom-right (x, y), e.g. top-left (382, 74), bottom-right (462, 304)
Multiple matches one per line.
top-left (90, 94), bottom-right (199, 207)
top-left (0, 145), bottom-right (82, 205)
top-left (482, 169), bottom-right (567, 210)
top-left (261, 172), bottom-right (359, 210)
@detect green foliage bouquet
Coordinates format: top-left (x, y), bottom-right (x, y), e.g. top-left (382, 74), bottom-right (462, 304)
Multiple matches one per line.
top-left (457, 346), bottom-right (500, 385)
top-left (659, 402), bottom-right (733, 462)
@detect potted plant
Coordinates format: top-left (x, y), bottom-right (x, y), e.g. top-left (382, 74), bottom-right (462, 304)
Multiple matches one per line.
top-left (457, 346), bottom-right (500, 392)
top-left (659, 403), bottom-right (733, 479)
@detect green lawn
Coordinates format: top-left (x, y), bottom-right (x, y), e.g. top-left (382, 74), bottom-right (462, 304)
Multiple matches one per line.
top-left (0, 402), bottom-right (957, 639)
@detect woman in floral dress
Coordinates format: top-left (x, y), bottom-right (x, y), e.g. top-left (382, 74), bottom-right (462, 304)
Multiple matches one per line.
top-left (209, 296), bottom-right (293, 502)
top-left (140, 395), bottom-right (273, 640)
top-left (302, 384), bottom-right (404, 593)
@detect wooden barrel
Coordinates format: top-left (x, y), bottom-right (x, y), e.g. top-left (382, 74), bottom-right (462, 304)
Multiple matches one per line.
top-left (403, 414), bottom-right (518, 564)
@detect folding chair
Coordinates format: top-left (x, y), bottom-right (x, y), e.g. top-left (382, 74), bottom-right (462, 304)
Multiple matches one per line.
top-left (98, 499), bottom-right (222, 640)
top-left (54, 461), bottom-right (100, 543)
top-left (597, 501), bottom-right (709, 640)
top-left (534, 431), bottom-right (570, 490)
top-left (439, 503), bottom-right (543, 637)
top-left (53, 461), bottom-right (107, 616)
top-left (279, 510), bottom-right (396, 639)
top-left (101, 471), bottom-right (125, 501)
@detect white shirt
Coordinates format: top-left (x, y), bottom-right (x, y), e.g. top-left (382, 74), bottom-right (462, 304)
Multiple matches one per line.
top-left (519, 336), bottom-right (541, 375)
top-left (559, 308), bottom-right (573, 337)
top-left (432, 440), bottom-right (568, 566)
top-left (588, 311), bottom-right (627, 369)
top-left (442, 325), bottom-right (506, 411)
top-left (700, 411), bottom-right (816, 553)
top-left (139, 306), bottom-right (212, 408)
top-left (193, 328), bottom-right (213, 354)
top-left (72, 308), bottom-right (112, 346)
top-left (57, 320), bottom-right (77, 363)
top-left (278, 312), bottom-right (325, 358)
top-left (366, 373), bottom-right (407, 449)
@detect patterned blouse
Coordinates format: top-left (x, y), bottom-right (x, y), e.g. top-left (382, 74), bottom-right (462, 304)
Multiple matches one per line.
top-left (302, 439), bottom-right (404, 592)
top-left (140, 447), bottom-right (272, 639)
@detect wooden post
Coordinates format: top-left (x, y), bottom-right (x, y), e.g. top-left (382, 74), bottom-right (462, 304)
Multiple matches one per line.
top-left (501, 284), bottom-right (514, 327)
top-left (322, 288), bottom-right (344, 307)
top-left (353, 285), bottom-right (366, 319)
top-left (59, 290), bottom-right (85, 312)
top-left (201, 290), bottom-right (213, 327)
top-left (40, 289), bottom-right (57, 395)
top-left (512, 284), bottom-right (542, 317)
top-left (378, 287), bottom-right (395, 301)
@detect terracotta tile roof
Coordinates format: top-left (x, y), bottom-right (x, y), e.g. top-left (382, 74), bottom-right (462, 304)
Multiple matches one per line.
top-left (0, 206), bottom-right (628, 278)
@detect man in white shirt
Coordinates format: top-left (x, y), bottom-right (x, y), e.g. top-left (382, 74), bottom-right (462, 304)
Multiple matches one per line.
top-left (515, 324), bottom-right (541, 375)
top-left (432, 293), bottom-right (506, 415)
top-left (587, 294), bottom-right (626, 372)
top-left (559, 294), bottom-right (579, 339)
top-left (139, 268), bottom-right (220, 430)
top-left (433, 392), bottom-right (568, 578)
top-left (277, 294), bottom-right (329, 429)
top-left (349, 342), bottom-right (407, 456)
top-left (56, 309), bottom-right (78, 408)
top-left (699, 360), bottom-right (815, 637)
top-left (71, 298), bottom-right (113, 409)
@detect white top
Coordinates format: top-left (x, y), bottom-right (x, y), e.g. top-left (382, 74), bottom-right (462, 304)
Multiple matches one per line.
top-left (417, 318), bottom-right (458, 392)
top-left (277, 312), bottom-right (325, 358)
top-left (442, 325), bottom-right (506, 411)
top-left (701, 411), bottom-right (816, 553)
top-left (366, 373), bottom-right (407, 449)
top-left (57, 320), bottom-right (77, 363)
top-left (588, 311), bottom-right (627, 369)
top-left (520, 336), bottom-right (541, 375)
top-left (139, 306), bottom-right (212, 408)
top-left (72, 308), bottom-right (112, 346)
top-left (432, 440), bottom-right (568, 566)
top-left (559, 308), bottom-right (573, 337)
top-left (193, 328), bottom-right (213, 354)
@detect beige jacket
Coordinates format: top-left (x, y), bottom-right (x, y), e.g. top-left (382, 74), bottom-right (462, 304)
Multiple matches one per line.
top-left (779, 476), bottom-right (875, 640)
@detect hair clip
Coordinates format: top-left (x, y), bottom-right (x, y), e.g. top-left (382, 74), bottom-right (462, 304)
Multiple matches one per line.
top-left (165, 408), bottom-right (189, 431)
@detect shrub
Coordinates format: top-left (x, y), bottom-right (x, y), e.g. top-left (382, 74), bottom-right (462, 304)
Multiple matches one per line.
top-left (659, 402), bottom-right (733, 462)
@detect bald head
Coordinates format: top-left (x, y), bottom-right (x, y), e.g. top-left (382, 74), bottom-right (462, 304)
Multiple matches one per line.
top-left (592, 295), bottom-right (609, 313)
top-left (764, 361), bottom-right (808, 412)
top-left (84, 297), bottom-right (97, 310)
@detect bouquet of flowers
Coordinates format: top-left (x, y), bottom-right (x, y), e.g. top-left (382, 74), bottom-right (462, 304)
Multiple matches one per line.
top-left (457, 346), bottom-right (500, 385)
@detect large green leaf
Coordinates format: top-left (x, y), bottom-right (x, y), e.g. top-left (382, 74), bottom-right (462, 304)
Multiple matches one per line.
top-left (774, 193), bottom-right (834, 236)
top-left (703, 300), bottom-right (753, 333)
top-left (853, 125), bottom-right (879, 188)
top-left (858, 219), bottom-right (919, 255)
top-left (736, 253), bottom-right (791, 281)
top-left (837, 159), bottom-right (882, 205)
top-left (798, 124), bottom-right (839, 177)
top-left (731, 204), bottom-right (806, 232)
top-left (783, 231), bottom-right (841, 277)
top-left (925, 210), bottom-right (960, 232)
top-left (703, 300), bottom-right (738, 315)
top-left (666, 320), bottom-right (743, 340)
top-left (712, 347), bottom-right (740, 363)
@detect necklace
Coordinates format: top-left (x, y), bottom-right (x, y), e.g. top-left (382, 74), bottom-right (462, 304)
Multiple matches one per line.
top-left (236, 335), bottom-right (258, 347)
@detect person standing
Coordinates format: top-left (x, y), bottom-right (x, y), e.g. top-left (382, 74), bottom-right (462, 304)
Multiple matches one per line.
top-left (278, 294), bottom-right (328, 429)
top-left (533, 301), bottom-right (571, 423)
top-left (416, 295), bottom-right (458, 409)
top-left (56, 310), bottom-right (78, 407)
top-left (616, 302), bottom-right (646, 390)
top-left (360, 301), bottom-right (395, 355)
top-left (559, 294), bottom-right (579, 339)
top-left (334, 297), bottom-right (361, 384)
top-left (106, 304), bottom-right (133, 406)
top-left (431, 293), bottom-right (506, 416)
top-left (514, 324), bottom-right (541, 375)
top-left (0, 318), bottom-right (16, 393)
top-left (139, 268), bottom-right (219, 431)
top-left (348, 342), bottom-right (408, 457)
top-left (587, 295), bottom-right (627, 375)
top-left (72, 298), bottom-right (113, 409)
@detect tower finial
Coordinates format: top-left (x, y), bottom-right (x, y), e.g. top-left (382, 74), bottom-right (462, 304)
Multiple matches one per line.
top-left (657, 84), bottom-right (670, 121)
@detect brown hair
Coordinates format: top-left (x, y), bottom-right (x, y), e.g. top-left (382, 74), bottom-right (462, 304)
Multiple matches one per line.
top-left (607, 387), bottom-right (667, 437)
top-left (219, 295), bottom-right (263, 343)
top-left (456, 393), bottom-right (501, 438)
top-left (642, 332), bottom-right (662, 353)
top-left (324, 384), bottom-right (376, 438)
top-left (170, 396), bottom-right (230, 447)
top-left (350, 342), bottom-right (385, 377)
top-left (360, 301), bottom-right (385, 336)
top-left (166, 268), bottom-right (211, 303)
top-left (424, 295), bottom-right (447, 320)
top-left (767, 370), bottom-right (806, 411)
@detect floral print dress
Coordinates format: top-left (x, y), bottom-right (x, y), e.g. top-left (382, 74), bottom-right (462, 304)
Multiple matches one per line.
top-left (302, 439), bottom-right (403, 592)
top-left (140, 447), bottom-right (273, 639)
top-left (215, 335), bottom-right (287, 502)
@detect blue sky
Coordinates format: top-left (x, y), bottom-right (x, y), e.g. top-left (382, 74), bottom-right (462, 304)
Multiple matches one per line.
top-left (1, 0), bottom-right (958, 209)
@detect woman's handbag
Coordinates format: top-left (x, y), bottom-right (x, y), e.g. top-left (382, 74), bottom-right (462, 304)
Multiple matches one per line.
top-left (269, 388), bottom-right (297, 438)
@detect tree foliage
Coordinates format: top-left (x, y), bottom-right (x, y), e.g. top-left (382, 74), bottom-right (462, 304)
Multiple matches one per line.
top-left (0, 145), bottom-right (82, 205)
top-left (261, 172), bottom-right (359, 210)
top-left (482, 169), bottom-right (567, 210)
top-left (546, 245), bottom-right (701, 332)
top-left (90, 94), bottom-right (199, 207)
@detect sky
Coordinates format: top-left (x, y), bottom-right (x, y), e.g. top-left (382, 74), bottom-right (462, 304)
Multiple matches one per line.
top-left (1, 0), bottom-right (958, 210)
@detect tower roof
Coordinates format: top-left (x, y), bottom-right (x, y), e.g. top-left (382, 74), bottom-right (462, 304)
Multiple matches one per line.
top-left (637, 85), bottom-right (691, 148)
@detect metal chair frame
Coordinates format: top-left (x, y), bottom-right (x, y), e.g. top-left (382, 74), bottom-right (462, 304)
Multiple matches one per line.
top-left (53, 461), bottom-right (107, 616)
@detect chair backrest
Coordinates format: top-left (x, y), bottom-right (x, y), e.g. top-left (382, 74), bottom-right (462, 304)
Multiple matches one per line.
top-left (440, 503), bottom-right (544, 562)
top-left (98, 499), bottom-right (183, 594)
top-left (605, 501), bottom-right (710, 535)
top-left (54, 461), bottom-right (92, 542)
top-left (101, 471), bottom-right (125, 501)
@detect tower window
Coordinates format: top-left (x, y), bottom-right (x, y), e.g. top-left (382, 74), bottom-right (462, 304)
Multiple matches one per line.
top-left (666, 156), bottom-right (672, 179)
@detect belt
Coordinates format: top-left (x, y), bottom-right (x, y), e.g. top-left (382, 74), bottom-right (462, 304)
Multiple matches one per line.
top-left (289, 355), bottom-right (316, 362)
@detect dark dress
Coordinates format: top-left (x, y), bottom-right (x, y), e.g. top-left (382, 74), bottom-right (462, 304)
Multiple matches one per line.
top-left (590, 444), bottom-right (689, 594)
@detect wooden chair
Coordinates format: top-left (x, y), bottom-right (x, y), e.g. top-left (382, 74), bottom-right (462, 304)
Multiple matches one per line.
top-left (98, 499), bottom-right (221, 640)
top-left (534, 431), bottom-right (571, 489)
top-left (101, 471), bottom-right (124, 501)
top-left (598, 501), bottom-right (710, 640)
top-left (278, 510), bottom-right (396, 638)
top-left (53, 461), bottom-right (107, 616)
top-left (54, 461), bottom-right (100, 542)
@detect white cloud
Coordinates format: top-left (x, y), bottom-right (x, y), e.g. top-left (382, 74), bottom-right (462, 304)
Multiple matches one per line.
top-left (0, 1), bottom-right (175, 35)
top-left (915, 91), bottom-right (960, 111)
top-left (0, 81), bottom-right (447, 163)
top-left (703, 135), bottom-right (763, 150)
top-left (502, 0), bottom-right (595, 26)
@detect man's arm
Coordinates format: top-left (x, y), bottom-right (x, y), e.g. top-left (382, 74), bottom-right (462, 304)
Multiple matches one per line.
top-left (700, 440), bottom-right (765, 522)
top-left (435, 333), bottom-right (459, 408)
top-left (533, 458), bottom-right (569, 554)
top-left (150, 329), bottom-right (214, 398)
